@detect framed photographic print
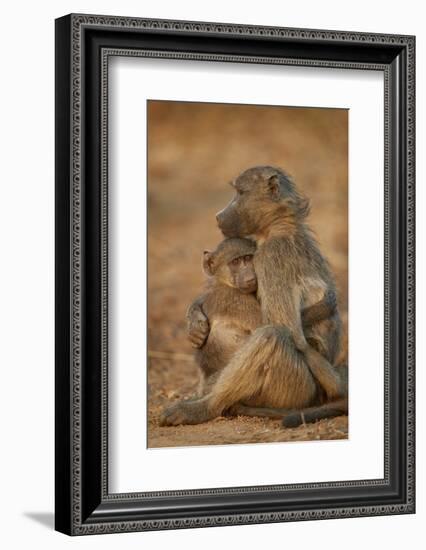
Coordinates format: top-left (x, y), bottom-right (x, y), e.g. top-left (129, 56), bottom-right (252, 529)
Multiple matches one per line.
top-left (55, 14), bottom-right (415, 535)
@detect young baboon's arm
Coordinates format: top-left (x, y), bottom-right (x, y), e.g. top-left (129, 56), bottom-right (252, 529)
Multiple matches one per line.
top-left (186, 296), bottom-right (210, 348)
top-left (301, 289), bottom-right (337, 328)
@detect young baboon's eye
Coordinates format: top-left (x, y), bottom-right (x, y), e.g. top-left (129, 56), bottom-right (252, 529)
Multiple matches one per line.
top-left (245, 255), bottom-right (253, 262)
top-left (231, 257), bottom-right (240, 266)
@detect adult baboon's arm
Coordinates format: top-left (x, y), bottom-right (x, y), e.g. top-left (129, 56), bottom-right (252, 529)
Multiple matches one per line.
top-left (262, 281), bottom-right (305, 354)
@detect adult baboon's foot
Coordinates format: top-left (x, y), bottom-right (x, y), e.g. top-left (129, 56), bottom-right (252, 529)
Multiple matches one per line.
top-left (160, 398), bottom-right (214, 426)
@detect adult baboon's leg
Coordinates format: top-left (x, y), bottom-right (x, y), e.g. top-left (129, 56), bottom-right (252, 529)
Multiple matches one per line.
top-left (231, 365), bottom-right (348, 423)
top-left (160, 325), bottom-right (317, 426)
top-left (261, 285), bottom-right (343, 402)
top-left (207, 325), bottom-right (317, 414)
top-left (302, 345), bottom-right (344, 400)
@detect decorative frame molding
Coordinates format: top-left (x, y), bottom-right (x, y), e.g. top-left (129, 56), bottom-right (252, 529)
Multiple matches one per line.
top-left (55, 14), bottom-right (415, 535)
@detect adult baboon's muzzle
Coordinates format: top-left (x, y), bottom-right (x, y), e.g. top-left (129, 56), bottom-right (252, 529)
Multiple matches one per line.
top-left (215, 205), bottom-right (239, 237)
top-left (215, 208), bottom-right (226, 227)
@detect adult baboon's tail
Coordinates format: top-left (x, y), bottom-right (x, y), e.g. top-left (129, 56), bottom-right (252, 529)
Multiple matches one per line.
top-left (281, 397), bottom-right (348, 428)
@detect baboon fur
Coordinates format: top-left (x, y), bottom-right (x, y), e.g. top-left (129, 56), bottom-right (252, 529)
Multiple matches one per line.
top-left (161, 166), bottom-right (347, 427)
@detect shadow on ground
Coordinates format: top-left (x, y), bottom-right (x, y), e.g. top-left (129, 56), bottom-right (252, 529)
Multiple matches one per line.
top-left (24, 512), bottom-right (54, 530)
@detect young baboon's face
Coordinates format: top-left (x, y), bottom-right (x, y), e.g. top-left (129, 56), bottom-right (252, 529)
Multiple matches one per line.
top-left (226, 254), bottom-right (257, 294)
top-left (216, 166), bottom-right (302, 238)
top-left (203, 238), bottom-right (257, 294)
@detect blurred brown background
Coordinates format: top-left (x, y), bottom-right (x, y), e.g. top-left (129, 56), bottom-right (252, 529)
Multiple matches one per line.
top-left (147, 100), bottom-right (348, 448)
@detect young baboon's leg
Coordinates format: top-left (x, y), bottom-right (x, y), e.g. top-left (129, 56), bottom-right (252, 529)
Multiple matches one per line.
top-left (281, 397), bottom-right (348, 428)
top-left (160, 325), bottom-right (317, 426)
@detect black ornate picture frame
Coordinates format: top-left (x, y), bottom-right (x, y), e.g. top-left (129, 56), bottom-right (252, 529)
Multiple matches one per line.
top-left (55, 14), bottom-right (415, 535)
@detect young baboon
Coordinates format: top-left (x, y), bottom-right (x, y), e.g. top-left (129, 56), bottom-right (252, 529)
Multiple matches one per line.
top-left (189, 238), bottom-right (262, 396)
top-left (161, 166), bottom-right (346, 427)
top-left (186, 239), bottom-right (338, 399)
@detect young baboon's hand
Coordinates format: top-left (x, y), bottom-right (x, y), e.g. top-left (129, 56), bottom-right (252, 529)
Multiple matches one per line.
top-left (187, 311), bottom-right (210, 348)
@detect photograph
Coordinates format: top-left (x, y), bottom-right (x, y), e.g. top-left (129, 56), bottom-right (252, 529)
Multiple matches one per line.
top-left (147, 100), bottom-right (349, 448)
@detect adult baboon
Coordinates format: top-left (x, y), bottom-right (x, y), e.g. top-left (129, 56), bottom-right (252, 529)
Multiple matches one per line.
top-left (161, 166), bottom-right (346, 427)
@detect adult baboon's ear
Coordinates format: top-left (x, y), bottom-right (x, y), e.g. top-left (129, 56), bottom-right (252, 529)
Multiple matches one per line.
top-left (267, 175), bottom-right (281, 200)
top-left (202, 250), bottom-right (215, 276)
top-left (298, 196), bottom-right (311, 219)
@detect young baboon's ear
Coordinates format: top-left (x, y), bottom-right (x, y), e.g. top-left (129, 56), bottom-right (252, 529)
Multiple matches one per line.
top-left (267, 175), bottom-right (281, 200)
top-left (202, 250), bottom-right (215, 276)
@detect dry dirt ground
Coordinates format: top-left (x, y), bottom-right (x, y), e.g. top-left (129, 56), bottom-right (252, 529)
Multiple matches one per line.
top-left (147, 101), bottom-right (348, 448)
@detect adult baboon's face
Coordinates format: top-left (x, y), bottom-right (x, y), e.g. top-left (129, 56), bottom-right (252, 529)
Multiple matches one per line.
top-left (216, 166), bottom-right (302, 238)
